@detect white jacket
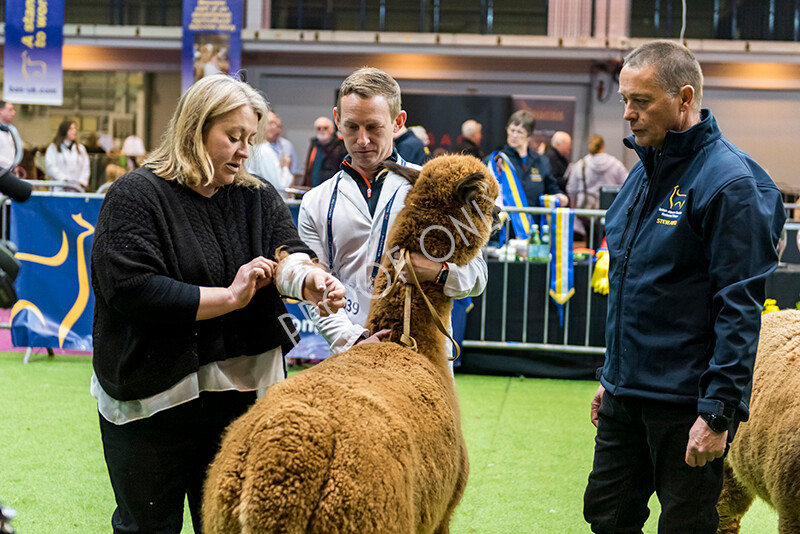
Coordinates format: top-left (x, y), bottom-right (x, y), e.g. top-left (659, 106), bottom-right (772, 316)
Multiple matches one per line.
top-left (45, 142), bottom-right (90, 190)
top-left (246, 141), bottom-right (293, 195)
top-left (298, 162), bottom-right (488, 354)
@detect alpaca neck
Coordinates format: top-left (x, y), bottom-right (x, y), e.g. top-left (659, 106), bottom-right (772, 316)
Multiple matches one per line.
top-left (367, 280), bottom-right (454, 369)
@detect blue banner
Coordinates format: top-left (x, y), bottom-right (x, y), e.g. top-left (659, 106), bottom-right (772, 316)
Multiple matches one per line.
top-left (182, 0), bottom-right (243, 92)
top-left (7, 194), bottom-right (331, 356)
top-left (10, 195), bottom-right (103, 350)
top-left (4, 0), bottom-right (64, 105)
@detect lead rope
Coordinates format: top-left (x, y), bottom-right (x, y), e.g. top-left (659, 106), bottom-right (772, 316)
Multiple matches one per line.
top-left (400, 285), bottom-right (418, 351)
top-left (383, 248), bottom-right (461, 361)
top-left (401, 250), bottom-right (461, 361)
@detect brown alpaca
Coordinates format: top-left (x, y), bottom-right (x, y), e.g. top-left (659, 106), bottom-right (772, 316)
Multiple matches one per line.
top-left (202, 154), bottom-right (500, 533)
top-left (717, 309), bottom-right (800, 534)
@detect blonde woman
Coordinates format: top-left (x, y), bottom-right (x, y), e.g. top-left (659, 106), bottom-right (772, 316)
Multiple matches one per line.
top-left (90, 74), bottom-right (344, 533)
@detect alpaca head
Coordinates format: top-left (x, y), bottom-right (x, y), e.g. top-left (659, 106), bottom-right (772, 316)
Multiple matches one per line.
top-left (383, 155), bottom-right (500, 266)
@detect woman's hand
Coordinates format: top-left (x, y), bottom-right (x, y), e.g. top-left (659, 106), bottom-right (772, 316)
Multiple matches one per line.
top-left (228, 256), bottom-right (276, 309)
top-left (197, 257), bottom-right (276, 321)
top-left (303, 269), bottom-right (346, 317)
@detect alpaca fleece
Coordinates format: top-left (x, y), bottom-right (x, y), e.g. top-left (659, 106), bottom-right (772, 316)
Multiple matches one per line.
top-left (717, 309), bottom-right (800, 533)
top-left (203, 154), bottom-right (499, 533)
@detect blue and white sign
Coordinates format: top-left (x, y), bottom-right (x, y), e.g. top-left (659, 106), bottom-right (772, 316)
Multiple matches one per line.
top-left (182, 0), bottom-right (243, 92)
top-left (10, 195), bottom-right (102, 350)
top-left (4, 0), bottom-right (64, 105)
top-left (8, 194), bottom-right (331, 357)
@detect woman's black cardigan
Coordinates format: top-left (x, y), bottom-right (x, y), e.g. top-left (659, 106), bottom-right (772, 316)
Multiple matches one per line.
top-left (91, 167), bottom-right (313, 401)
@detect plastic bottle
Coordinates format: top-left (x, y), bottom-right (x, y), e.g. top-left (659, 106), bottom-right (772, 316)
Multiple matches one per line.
top-left (539, 224), bottom-right (551, 262)
top-left (528, 224), bottom-right (544, 262)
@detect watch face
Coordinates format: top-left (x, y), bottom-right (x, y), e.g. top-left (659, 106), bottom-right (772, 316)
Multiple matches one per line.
top-left (710, 415), bottom-right (729, 433)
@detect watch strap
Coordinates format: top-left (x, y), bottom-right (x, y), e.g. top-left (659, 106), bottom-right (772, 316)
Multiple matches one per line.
top-left (435, 262), bottom-right (449, 286)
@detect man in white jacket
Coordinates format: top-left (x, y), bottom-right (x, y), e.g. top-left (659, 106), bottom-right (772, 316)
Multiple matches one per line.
top-left (245, 134), bottom-right (293, 196)
top-left (298, 67), bottom-right (488, 354)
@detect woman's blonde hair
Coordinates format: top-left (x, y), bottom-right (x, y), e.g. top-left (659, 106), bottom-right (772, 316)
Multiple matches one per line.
top-left (144, 74), bottom-right (269, 188)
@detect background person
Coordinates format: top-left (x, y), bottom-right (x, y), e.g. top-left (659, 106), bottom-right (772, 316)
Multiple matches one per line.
top-left (486, 110), bottom-right (568, 210)
top-left (45, 120), bottom-right (90, 191)
top-left (567, 134), bottom-right (628, 239)
top-left (90, 74), bottom-right (344, 534)
top-left (408, 125), bottom-right (433, 160)
top-left (393, 123), bottom-right (430, 165)
top-left (302, 116), bottom-right (346, 189)
top-left (566, 134), bottom-right (627, 210)
top-left (543, 130), bottom-right (572, 194)
top-left (0, 101), bottom-right (25, 178)
top-left (298, 66), bottom-right (488, 355)
top-left (453, 119), bottom-right (483, 159)
top-left (265, 111), bottom-right (300, 175)
top-left (583, 40), bottom-right (785, 533)
top-left (246, 134), bottom-right (294, 195)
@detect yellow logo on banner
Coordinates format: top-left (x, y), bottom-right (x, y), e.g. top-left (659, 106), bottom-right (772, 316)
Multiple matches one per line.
top-left (10, 213), bottom-right (95, 348)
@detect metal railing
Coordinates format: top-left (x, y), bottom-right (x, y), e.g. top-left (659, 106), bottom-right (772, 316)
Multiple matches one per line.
top-left (464, 205), bottom-right (607, 356)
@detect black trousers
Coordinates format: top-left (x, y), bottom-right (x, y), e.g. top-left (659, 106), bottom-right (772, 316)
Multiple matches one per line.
top-left (99, 390), bottom-right (257, 534)
top-left (583, 392), bottom-right (725, 534)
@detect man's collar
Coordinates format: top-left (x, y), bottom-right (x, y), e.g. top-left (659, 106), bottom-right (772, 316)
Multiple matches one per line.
top-left (340, 149), bottom-right (399, 183)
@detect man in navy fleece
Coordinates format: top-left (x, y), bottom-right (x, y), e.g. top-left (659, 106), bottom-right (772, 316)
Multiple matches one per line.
top-left (584, 40), bottom-right (785, 533)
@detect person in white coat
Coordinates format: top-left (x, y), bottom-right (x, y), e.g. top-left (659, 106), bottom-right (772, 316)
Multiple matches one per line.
top-left (298, 66), bottom-right (488, 354)
top-left (245, 138), bottom-right (293, 196)
top-left (45, 120), bottom-right (90, 191)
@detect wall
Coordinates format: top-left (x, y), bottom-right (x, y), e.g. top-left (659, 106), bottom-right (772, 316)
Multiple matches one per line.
top-left (148, 71), bottom-right (182, 150)
top-left (250, 64), bottom-right (800, 189)
top-left (703, 87), bottom-right (800, 190)
top-left (62, 56), bottom-right (799, 191)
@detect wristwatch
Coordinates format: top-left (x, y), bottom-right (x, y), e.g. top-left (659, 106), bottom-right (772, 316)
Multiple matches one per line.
top-left (434, 262), bottom-right (450, 287)
top-left (700, 412), bottom-right (730, 433)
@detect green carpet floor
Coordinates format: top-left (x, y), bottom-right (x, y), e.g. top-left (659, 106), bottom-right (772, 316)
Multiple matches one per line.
top-left (0, 351), bottom-right (778, 533)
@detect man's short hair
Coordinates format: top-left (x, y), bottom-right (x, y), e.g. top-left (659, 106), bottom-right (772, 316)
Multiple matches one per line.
top-left (461, 119), bottom-right (481, 137)
top-left (337, 67), bottom-right (402, 119)
top-left (507, 110), bottom-right (536, 136)
top-left (551, 131), bottom-right (571, 148)
top-left (624, 40), bottom-right (704, 111)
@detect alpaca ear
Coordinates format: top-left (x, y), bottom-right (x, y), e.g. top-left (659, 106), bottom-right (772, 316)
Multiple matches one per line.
top-left (382, 161), bottom-right (419, 186)
top-left (454, 172), bottom-right (485, 205)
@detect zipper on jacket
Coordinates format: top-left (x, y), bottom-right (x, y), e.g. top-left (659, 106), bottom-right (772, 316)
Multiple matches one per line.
top-left (613, 150), bottom-right (664, 385)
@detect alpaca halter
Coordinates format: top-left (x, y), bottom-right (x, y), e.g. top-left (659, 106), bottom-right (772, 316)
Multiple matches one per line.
top-left (386, 249), bottom-right (460, 361)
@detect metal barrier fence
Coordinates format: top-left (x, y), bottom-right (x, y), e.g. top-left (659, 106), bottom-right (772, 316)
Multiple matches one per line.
top-left (464, 205), bottom-right (607, 356)
top-left (465, 201), bottom-right (800, 358)
top-left (4, 184), bottom-right (799, 361)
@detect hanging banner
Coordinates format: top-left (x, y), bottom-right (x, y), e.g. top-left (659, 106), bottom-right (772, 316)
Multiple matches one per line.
top-left (182, 0), bottom-right (243, 92)
top-left (9, 195), bottom-right (103, 350)
top-left (3, 0), bottom-right (64, 105)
